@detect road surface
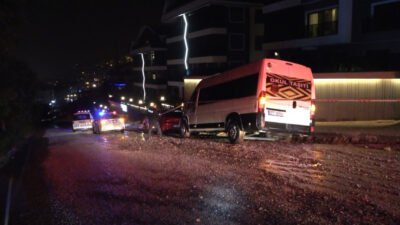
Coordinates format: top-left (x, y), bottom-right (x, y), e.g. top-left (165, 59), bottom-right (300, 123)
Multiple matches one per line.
top-left (5, 128), bottom-right (400, 225)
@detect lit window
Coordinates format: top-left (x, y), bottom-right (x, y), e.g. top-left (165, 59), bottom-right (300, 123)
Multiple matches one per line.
top-left (152, 74), bottom-right (156, 80)
top-left (306, 7), bottom-right (338, 37)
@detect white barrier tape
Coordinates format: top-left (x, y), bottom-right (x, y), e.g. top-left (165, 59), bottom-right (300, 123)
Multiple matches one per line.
top-left (314, 99), bottom-right (400, 103)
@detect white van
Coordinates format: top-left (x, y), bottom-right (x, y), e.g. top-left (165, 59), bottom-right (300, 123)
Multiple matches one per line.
top-left (181, 58), bottom-right (316, 143)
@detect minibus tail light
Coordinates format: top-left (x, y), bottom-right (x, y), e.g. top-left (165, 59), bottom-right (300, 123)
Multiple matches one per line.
top-left (258, 92), bottom-right (267, 112)
top-left (310, 100), bottom-right (316, 118)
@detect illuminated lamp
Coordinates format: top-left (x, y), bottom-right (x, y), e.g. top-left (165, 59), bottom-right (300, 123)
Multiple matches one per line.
top-left (180, 13), bottom-right (189, 74)
top-left (139, 53), bottom-right (146, 101)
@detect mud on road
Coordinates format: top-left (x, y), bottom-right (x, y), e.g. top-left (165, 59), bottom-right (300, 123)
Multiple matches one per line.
top-left (10, 129), bottom-right (400, 225)
top-left (110, 132), bottom-right (400, 224)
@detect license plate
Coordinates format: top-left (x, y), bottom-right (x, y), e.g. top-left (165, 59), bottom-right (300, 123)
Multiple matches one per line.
top-left (267, 109), bottom-right (284, 117)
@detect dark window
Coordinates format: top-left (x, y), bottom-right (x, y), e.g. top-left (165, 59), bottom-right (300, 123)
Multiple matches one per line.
top-left (229, 33), bottom-right (245, 50)
top-left (373, 1), bottom-right (400, 31)
top-left (199, 73), bottom-right (259, 102)
top-left (229, 7), bottom-right (245, 23)
top-left (255, 9), bottom-right (263, 24)
top-left (255, 36), bottom-right (263, 51)
top-left (306, 7), bottom-right (338, 37)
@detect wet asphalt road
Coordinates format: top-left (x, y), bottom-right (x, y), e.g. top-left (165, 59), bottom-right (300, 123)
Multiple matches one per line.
top-left (4, 128), bottom-right (400, 225)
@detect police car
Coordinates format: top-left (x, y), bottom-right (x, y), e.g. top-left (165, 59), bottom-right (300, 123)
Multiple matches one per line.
top-left (92, 111), bottom-right (125, 134)
top-left (72, 110), bottom-right (93, 132)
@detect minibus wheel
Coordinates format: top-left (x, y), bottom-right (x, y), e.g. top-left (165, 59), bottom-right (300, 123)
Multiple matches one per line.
top-left (227, 121), bottom-right (244, 144)
top-left (180, 119), bottom-right (190, 138)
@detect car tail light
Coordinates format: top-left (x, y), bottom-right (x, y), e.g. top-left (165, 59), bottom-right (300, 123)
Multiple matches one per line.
top-left (166, 117), bottom-right (179, 123)
top-left (258, 92), bottom-right (267, 112)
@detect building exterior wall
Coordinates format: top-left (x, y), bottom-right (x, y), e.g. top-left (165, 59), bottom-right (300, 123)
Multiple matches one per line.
top-left (262, 0), bottom-right (400, 72)
top-left (161, 1), bottom-right (263, 100)
top-left (314, 78), bottom-right (400, 121)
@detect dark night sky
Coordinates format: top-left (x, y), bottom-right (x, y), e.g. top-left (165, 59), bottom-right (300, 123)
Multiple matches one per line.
top-left (13, 0), bottom-right (164, 81)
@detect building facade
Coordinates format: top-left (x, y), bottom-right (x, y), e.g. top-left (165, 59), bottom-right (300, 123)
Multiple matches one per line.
top-left (161, 0), bottom-right (264, 99)
top-left (130, 26), bottom-right (170, 103)
top-left (262, 0), bottom-right (400, 72)
top-left (261, 0), bottom-right (400, 120)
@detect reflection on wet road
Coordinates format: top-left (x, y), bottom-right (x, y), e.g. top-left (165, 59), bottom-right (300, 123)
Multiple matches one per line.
top-left (9, 128), bottom-right (400, 225)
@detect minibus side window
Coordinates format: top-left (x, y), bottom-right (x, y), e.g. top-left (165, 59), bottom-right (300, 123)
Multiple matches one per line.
top-left (198, 73), bottom-right (258, 104)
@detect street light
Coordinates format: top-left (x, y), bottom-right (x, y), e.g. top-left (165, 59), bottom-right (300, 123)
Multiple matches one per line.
top-left (99, 104), bottom-right (103, 108)
top-left (121, 96), bottom-right (125, 101)
top-left (129, 98), bottom-right (133, 102)
top-left (92, 84), bottom-right (97, 88)
top-left (108, 94), bottom-right (113, 98)
top-left (160, 96), bottom-right (165, 101)
top-left (138, 100), bottom-right (143, 105)
top-left (149, 102), bottom-right (155, 107)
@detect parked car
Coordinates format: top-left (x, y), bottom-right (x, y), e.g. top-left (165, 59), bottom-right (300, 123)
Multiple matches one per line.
top-left (72, 110), bottom-right (93, 132)
top-left (92, 111), bottom-right (125, 134)
top-left (158, 110), bottom-right (183, 135)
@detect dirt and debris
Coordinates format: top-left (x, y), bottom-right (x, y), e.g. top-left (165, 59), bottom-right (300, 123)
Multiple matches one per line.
top-left (10, 129), bottom-right (400, 225)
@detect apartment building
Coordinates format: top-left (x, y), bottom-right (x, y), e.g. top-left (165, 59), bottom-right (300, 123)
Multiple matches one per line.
top-left (161, 0), bottom-right (264, 98)
top-left (262, 0), bottom-right (400, 72)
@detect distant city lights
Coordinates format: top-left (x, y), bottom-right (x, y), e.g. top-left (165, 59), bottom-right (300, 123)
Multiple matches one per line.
top-left (120, 103), bottom-right (128, 113)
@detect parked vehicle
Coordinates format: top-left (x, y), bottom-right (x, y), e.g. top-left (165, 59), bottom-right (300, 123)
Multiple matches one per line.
top-left (92, 111), bottom-right (125, 134)
top-left (72, 110), bottom-right (93, 132)
top-left (182, 58), bottom-right (316, 144)
top-left (158, 109), bottom-right (183, 135)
